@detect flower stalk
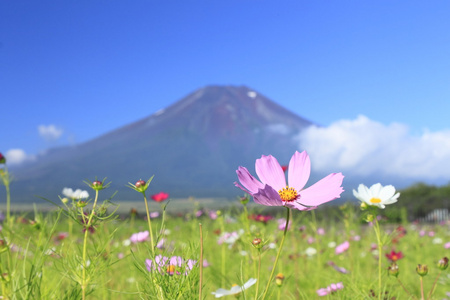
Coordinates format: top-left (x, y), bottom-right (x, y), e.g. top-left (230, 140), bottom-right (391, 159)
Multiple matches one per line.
top-left (128, 177), bottom-right (155, 256)
top-left (0, 165), bottom-right (12, 227)
top-left (81, 189), bottom-right (99, 300)
top-left (261, 207), bottom-right (290, 300)
top-left (142, 191), bottom-right (155, 256)
top-left (199, 223), bottom-right (203, 300)
top-left (253, 242), bottom-right (262, 300)
top-left (373, 218), bottom-right (383, 300)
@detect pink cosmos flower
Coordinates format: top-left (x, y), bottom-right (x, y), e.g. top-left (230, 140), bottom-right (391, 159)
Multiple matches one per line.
top-left (130, 231), bottom-right (149, 243)
top-left (235, 151), bottom-right (344, 211)
top-left (335, 241), bottom-right (350, 255)
top-left (146, 255), bottom-right (197, 275)
top-left (317, 288), bottom-right (329, 297)
top-left (317, 228), bottom-right (325, 235)
top-left (352, 235), bottom-right (361, 241)
top-left (327, 261), bottom-right (349, 274)
top-left (156, 238), bottom-right (166, 249)
top-left (202, 259), bottom-right (210, 267)
top-left (209, 211), bottom-right (218, 220)
top-left (150, 211), bottom-right (160, 218)
top-left (444, 242), bottom-right (450, 249)
top-left (317, 282), bottom-right (344, 296)
top-left (277, 218), bottom-right (291, 230)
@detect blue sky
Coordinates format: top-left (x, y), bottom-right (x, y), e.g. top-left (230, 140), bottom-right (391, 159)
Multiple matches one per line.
top-left (2, 1), bottom-right (450, 184)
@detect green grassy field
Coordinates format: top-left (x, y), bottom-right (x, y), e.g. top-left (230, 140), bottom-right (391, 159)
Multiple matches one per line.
top-left (0, 196), bottom-right (448, 299)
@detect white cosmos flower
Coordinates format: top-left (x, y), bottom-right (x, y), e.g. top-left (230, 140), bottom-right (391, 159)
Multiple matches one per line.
top-left (353, 183), bottom-right (399, 209)
top-left (62, 188), bottom-right (89, 199)
top-left (305, 247), bottom-right (317, 256)
top-left (432, 237), bottom-right (443, 244)
top-left (211, 278), bottom-right (257, 298)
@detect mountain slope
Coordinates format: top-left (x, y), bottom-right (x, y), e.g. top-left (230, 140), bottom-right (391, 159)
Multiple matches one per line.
top-left (10, 85), bottom-right (315, 202)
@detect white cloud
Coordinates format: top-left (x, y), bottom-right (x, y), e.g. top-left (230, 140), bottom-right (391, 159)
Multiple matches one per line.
top-left (38, 124), bottom-right (63, 141)
top-left (5, 149), bottom-right (33, 165)
top-left (296, 115), bottom-right (450, 180)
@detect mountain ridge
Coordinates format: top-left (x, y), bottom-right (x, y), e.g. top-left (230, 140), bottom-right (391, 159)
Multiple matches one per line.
top-left (8, 85), bottom-right (316, 202)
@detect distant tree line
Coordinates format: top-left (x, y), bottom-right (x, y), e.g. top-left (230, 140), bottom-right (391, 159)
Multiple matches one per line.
top-left (315, 182), bottom-right (450, 223)
top-left (397, 182), bottom-right (450, 220)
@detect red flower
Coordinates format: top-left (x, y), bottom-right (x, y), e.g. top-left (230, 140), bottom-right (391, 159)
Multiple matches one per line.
top-left (386, 250), bottom-right (404, 262)
top-left (249, 214), bottom-right (273, 224)
top-left (151, 192), bottom-right (169, 202)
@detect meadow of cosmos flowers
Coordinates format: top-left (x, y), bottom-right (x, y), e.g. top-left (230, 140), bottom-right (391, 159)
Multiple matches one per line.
top-left (0, 151), bottom-right (449, 299)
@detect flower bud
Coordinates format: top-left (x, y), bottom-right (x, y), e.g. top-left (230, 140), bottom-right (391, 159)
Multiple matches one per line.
top-left (360, 202), bottom-right (368, 210)
top-left (252, 238), bottom-right (263, 249)
top-left (61, 197), bottom-right (69, 204)
top-left (86, 178), bottom-right (110, 191)
top-left (0, 153), bottom-right (5, 164)
top-left (365, 214), bottom-right (374, 222)
top-left (96, 205), bottom-right (107, 217)
top-left (133, 179), bottom-right (149, 193)
top-left (0, 240), bottom-right (8, 253)
top-left (77, 200), bottom-right (87, 208)
top-left (275, 273), bottom-right (285, 287)
top-left (1, 273), bottom-right (10, 283)
top-left (128, 177), bottom-right (153, 194)
top-left (30, 220), bottom-right (41, 230)
top-left (92, 180), bottom-right (103, 190)
top-left (416, 264), bottom-right (428, 277)
top-left (437, 257), bottom-right (448, 271)
top-left (239, 195), bottom-right (250, 205)
top-left (387, 263), bottom-right (399, 277)
top-left (135, 179), bottom-right (146, 187)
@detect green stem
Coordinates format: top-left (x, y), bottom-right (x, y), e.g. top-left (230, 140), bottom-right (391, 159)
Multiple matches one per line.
top-left (426, 271), bottom-right (441, 300)
top-left (420, 277), bottom-right (424, 300)
top-left (397, 278), bottom-right (417, 300)
top-left (5, 184), bottom-right (10, 228)
top-left (261, 207), bottom-right (290, 300)
top-left (2, 166), bottom-right (11, 228)
top-left (0, 255), bottom-right (10, 300)
top-left (82, 189), bottom-right (99, 300)
top-left (254, 249), bottom-right (261, 300)
top-left (199, 223), bottom-right (203, 300)
top-left (243, 205), bottom-right (251, 236)
top-left (311, 210), bottom-right (322, 272)
top-left (373, 218), bottom-right (383, 300)
top-left (219, 214), bottom-right (226, 288)
top-left (142, 192), bottom-right (155, 257)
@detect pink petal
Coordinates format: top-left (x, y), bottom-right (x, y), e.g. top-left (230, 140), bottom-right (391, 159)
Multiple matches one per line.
top-left (288, 151), bottom-right (311, 191)
top-left (285, 200), bottom-right (316, 211)
top-left (298, 173), bottom-right (344, 206)
top-left (253, 185), bottom-right (284, 206)
top-left (236, 167), bottom-right (264, 194)
top-left (255, 155), bottom-right (286, 191)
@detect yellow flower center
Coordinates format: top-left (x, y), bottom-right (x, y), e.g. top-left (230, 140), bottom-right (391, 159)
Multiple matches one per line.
top-left (278, 186), bottom-right (298, 202)
top-left (370, 198), bottom-right (381, 203)
top-left (166, 265), bottom-right (176, 274)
